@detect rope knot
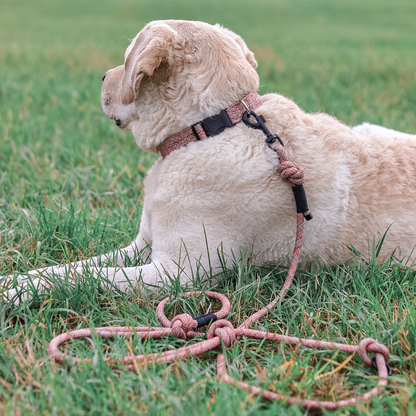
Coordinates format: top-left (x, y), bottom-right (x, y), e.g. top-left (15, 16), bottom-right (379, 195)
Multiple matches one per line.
top-left (206, 320), bottom-right (236, 348)
top-left (171, 314), bottom-right (197, 340)
top-left (358, 338), bottom-right (390, 367)
top-left (278, 160), bottom-right (305, 186)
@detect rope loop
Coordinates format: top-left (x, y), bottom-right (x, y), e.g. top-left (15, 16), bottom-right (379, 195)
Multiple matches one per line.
top-left (358, 338), bottom-right (390, 367)
top-left (206, 320), bottom-right (236, 348)
top-left (48, 151), bottom-right (393, 410)
top-left (171, 314), bottom-right (197, 340)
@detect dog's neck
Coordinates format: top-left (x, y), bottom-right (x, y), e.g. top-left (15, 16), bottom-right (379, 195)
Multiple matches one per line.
top-left (157, 91), bottom-right (263, 158)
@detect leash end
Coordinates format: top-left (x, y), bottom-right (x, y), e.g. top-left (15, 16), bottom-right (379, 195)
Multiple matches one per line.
top-left (303, 211), bottom-right (313, 221)
top-left (292, 186), bottom-right (313, 221)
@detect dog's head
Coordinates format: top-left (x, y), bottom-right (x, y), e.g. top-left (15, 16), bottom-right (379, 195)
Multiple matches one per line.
top-left (101, 20), bottom-right (259, 153)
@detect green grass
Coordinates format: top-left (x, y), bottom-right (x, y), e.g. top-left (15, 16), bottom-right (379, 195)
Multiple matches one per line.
top-left (0, 0), bottom-right (415, 414)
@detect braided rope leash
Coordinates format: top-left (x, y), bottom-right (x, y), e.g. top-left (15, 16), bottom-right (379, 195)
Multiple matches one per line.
top-left (48, 117), bottom-right (391, 410)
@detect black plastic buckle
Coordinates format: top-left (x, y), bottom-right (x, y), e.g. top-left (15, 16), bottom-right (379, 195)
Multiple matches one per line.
top-left (199, 109), bottom-right (234, 138)
top-left (191, 123), bottom-right (202, 140)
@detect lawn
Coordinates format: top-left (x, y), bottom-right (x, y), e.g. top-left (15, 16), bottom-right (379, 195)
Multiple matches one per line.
top-left (0, 0), bottom-right (415, 414)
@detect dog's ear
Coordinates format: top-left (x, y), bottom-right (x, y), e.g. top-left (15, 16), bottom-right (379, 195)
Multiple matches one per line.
top-left (121, 23), bottom-right (178, 106)
top-left (214, 25), bottom-right (258, 69)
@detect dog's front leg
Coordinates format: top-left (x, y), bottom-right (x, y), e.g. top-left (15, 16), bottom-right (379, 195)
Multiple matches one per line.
top-left (4, 256), bottom-right (187, 303)
top-left (1, 205), bottom-right (154, 303)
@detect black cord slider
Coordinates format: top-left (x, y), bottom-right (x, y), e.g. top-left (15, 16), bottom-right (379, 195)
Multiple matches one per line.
top-left (194, 313), bottom-right (218, 328)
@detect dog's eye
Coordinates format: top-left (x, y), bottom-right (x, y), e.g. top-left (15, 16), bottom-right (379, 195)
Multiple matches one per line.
top-left (102, 71), bottom-right (109, 81)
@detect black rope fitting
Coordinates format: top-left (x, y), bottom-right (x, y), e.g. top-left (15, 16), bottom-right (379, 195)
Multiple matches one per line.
top-left (194, 313), bottom-right (218, 328)
top-left (372, 357), bottom-right (392, 376)
top-left (243, 110), bottom-right (313, 221)
top-left (292, 186), bottom-right (313, 221)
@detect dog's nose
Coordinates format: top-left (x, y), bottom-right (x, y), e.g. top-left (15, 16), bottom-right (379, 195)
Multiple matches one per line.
top-left (102, 71), bottom-right (109, 81)
top-left (115, 119), bottom-right (121, 126)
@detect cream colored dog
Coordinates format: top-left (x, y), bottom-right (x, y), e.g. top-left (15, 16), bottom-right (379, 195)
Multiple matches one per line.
top-left (4, 20), bottom-right (416, 301)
